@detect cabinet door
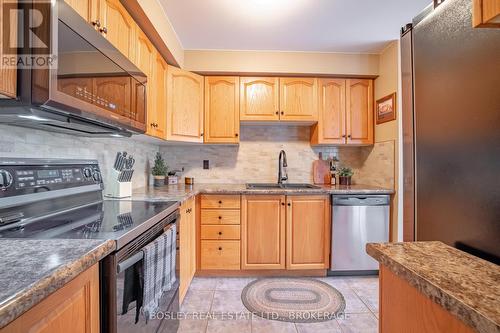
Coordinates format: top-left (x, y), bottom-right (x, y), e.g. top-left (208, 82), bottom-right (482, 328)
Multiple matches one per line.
top-left (240, 77), bottom-right (280, 121)
top-left (241, 195), bottom-right (286, 270)
top-left (204, 76), bottom-right (240, 143)
top-left (2, 264), bottom-right (99, 333)
top-left (311, 79), bottom-right (346, 145)
top-left (166, 66), bottom-right (204, 142)
top-left (0, 0), bottom-right (17, 98)
top-left (93, 76), bottom-right (131, 117)
top-left (150, 53), bottom-right (167, 139)
top-left (346, 79), bottom-right (374, 145)
top-left (179, 197), bottom-right (196, 303)
top-left (286, 195), bottom-right (330, 270)
top-left (279, 77), bottom-right (318, 121)
top-left (135, 29), bottom-right (156, 137)
top-left (98, 0), bottom-right (136, 62)
top-left (63, 0), bottom-right (98, 24)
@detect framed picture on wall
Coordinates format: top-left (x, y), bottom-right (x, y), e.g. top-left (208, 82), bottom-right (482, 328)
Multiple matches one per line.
top-left (376, 93), bottom-right (397, 124)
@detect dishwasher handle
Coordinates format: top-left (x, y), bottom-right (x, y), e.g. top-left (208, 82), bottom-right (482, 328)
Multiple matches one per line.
top-left (332, 195), bottom-right (390, 206)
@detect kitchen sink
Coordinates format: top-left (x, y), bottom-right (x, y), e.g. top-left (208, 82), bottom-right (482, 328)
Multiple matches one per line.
top-left (246, 183), bottom-right (320, 189)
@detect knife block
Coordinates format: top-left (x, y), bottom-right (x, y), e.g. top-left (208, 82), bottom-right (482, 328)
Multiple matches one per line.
top-left (104, 170), bottom-right (132, 198)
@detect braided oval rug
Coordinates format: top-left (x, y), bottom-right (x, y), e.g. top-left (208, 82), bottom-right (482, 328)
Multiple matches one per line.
top-left (241, 278), bottom-right (346, 323)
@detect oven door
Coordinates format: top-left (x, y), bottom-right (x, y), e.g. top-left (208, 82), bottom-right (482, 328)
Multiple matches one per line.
top-left (101, 212), bottom-right (179, 333)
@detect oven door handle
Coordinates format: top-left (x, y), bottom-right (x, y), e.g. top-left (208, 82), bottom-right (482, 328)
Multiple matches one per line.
top-left (117, 251), bottom-right (144, 274)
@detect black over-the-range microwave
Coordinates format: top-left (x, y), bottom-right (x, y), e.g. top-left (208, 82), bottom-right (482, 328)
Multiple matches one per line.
top-left (0, 0), bottom-right (147, 137)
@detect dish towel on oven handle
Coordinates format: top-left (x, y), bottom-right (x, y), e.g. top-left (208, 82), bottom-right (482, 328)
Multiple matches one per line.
top-left (141, 223), bottom-right (177, 320)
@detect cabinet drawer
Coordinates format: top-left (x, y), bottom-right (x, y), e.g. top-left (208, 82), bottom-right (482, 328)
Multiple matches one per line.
top-left (201, 209), bottom-right (240, 225)
top-left (201, 225), bottom-right (240, 240)
top-left (200, 240), bottom-right (240, 270)
top-left (201, 195), bottom-right (241, 209)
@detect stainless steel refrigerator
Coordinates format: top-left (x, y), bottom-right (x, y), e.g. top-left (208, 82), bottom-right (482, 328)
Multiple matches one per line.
top-left (401, 0), bottom-right (500, 264)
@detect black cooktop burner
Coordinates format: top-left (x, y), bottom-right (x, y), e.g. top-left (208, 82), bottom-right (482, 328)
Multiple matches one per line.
top-left (0, 200), bottom-right (178, 244)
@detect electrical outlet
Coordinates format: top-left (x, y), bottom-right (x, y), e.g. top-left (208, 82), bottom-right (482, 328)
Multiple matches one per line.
top-left (203, 160), bottom-right (209, 169)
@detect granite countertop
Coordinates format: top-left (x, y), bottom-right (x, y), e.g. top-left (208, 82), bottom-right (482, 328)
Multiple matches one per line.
top-left (367, 241), bottom-right (500, 333)
top-left (0, 239), bottom-right (115, 328)
top-left (130, 183), bottom-right (394, 203)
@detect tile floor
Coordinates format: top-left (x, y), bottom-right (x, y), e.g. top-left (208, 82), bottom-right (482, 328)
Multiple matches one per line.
top-left (163, 275), bottom-right (379, 333)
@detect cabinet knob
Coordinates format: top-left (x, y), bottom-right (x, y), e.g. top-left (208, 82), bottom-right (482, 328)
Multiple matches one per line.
top-left (218, 232), bottom-right (222, 235)
top-left (91, 20), bottom-right (101, 28)
top-left (280, 111), bottom-right (284, 115)
top-left (347, 135), bottom-right (351, 138)
top-left (218, 216), bottom-right (222, 220)
top-left (200, 133), bottom-right (204, 137)
top-left (287, 202), bottom-right (291, 206)
top-left (99, 27), bottom-right (108, 34)
top-left (235, 133), bottom-right (239, 137)
top-left (342, 135), bottom-right (346, 138)
top-left (281, 202), bottom-right (285, 206)
top-left (218, 247), bottom-right (222, 251)
top-left (218, 200), bottom-right (222, 204)
top-left (275, 111), bottom-right (279, 115)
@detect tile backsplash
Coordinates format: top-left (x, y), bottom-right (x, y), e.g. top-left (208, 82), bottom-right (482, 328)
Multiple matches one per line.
top-left (160, 126), bottom-right (395, 188)
top-left (0, 124), bottom-right (159, 189)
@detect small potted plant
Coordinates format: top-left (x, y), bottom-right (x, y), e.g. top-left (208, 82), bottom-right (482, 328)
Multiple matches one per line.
top-left (338, 166), bottom-right (354, 186)
top-left (151, 152), bottom-right (167, 187)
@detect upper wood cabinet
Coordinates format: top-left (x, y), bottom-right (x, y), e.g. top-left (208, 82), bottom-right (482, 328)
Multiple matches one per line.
top-left (166, 67), bottom-right (204, 142)
top-left (286, 195), bottom-right (330, 270)
top-left (149, 52), bottom-right (167, 139)
top-left (98, 0), bottom-right (136, 62)
top-left (179, 196), bottom-right (196, 303)
top-left (280, 77), bottom-right (318, 121)
top-left (204, 76), bottom-right (240, 144)
top-left (63, 0), bottom-right (98, 23)
top-left (2, 264), bottom-right (100, 333)
top-left (346, 79), bottom-right (373, 145)
top-left (241, 195), bottom-right (286, 270)
top-left (312, 78), bottom-right (373, 146)
top-left (240, 77), bottom-right (280, 121)
top-left (473, 0), bottom-right (500, 28)
top-left (311, 79), bottom-right (346, 145)
top-left (0, 0), bottom-right (17, 98)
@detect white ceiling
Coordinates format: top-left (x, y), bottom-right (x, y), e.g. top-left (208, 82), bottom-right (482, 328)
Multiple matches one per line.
top-left (159, 0), bottom-right (430, 53)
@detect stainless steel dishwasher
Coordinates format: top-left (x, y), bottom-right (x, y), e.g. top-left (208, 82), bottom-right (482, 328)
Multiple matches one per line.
top-left (330, 195), bottom-right (390, 273)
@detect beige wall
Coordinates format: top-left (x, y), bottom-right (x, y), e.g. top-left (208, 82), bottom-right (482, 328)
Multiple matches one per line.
top-left (183, 50), bottom-right (379, 76)
top-left (137, 0), bottom-right (185, 67)
top-left (374, 40), bottom-right (400, 240)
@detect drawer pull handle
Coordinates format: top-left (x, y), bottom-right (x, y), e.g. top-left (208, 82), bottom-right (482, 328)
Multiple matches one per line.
top-left (218, 247), bottom-right (222, 251)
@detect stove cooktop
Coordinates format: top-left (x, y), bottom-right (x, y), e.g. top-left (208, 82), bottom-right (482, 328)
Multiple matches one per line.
top-left (0, 200), bottom-right (179, 248)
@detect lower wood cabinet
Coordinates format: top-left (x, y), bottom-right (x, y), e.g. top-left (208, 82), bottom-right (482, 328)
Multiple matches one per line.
top-left (179, 196), bottom-right (196, 303)
top-left (199, 195), bottom-right (241, 270)
top-left (1, 264), bottom-right (100, 333)
top-left (241, 195), bottom-right (330, 270)
top-left (286, 195), bottom-right (331, 270)
top-left (241, 195), bottom-right (286, 269)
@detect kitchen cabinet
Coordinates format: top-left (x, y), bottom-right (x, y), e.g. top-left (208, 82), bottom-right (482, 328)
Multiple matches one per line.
top-left (98, 0), bottom-right (136, 62)
top-left (179, 196), bottom-right (196, 303)
top-left (200, 195), bottom-right (241, 270)
top-left (240, 77), bottom-right (280, 121)
top-left (312, 78), bottom-right (373, 145)
top-left (279, 77), bottom-right (318, 121)
top-left (1, 264), bottom-right (99, 333)
top-left (346, 79), bottom-right (373, 145)
top-left (473, 0), bottom-right (500, 28)
top-left (204, 76), bottom-right (240, 144)
top-left (241, 195), bottom-right (286, 270)
top-left (149, 52), bottom-right (167, 139)
top-left (166, 66), bottom-right (204, 143)
top-left (311, 79), bottom-right (346, 145)
top-left (63, 0), bottom-right (97, 23)
top-left (286, 195), bottom-right (330, 270)
top-left (379, 265), bottom-right (474, 333)
top-left (0, 0), bottom-right (17, 98)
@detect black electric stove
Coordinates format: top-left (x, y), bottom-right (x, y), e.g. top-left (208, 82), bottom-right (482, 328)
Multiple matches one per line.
top-left (0, 158), bottom-right (180, 333)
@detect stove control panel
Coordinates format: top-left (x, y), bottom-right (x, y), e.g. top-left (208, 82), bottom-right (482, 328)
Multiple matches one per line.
top-left (0, 159), bottom-right (103, 196)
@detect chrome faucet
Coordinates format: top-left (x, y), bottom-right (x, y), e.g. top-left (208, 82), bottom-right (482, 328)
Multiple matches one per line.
top-left (278, 150), bottom-right (288, 184)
